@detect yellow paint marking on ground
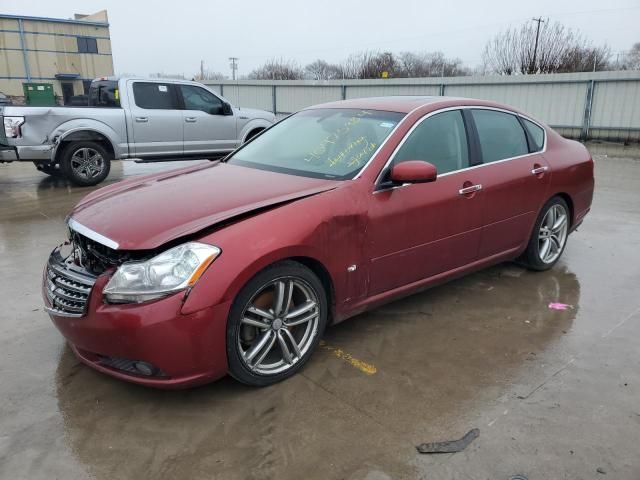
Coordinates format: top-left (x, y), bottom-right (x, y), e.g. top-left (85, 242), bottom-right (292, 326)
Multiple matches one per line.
top-left (319, 341), bottom-right (377, 375)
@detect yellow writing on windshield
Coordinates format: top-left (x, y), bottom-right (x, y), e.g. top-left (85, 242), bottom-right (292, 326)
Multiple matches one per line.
top-left (327, 136), bottom-right (378, 169)
top-left (304, 110), bottom-right (373, 164)
top-left (347, 141), bottom-right (377, 168)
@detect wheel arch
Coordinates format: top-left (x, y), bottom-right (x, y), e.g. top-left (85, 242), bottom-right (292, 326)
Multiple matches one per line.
top-left (184, 248), bottom-right (337, 324)
top-left (244, 127), bottom-right (266, 143)
top-left (55, 129), bottom-right (115, 162)
top-left (240, 119), bottom-right (272, 143)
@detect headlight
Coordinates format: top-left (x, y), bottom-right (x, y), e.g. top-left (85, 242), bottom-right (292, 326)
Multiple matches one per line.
top-left (103, 242), bottom-right (221, 304)
top-left (4, 116), bottom-right (25, 138)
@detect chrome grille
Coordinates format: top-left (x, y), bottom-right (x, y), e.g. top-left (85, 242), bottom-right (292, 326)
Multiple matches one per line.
top-left (45, 250), bottom-right (96, 317)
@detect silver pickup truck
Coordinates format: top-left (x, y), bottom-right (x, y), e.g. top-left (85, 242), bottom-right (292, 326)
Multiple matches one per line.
top-left (0, 77), bottom-right (275, 186)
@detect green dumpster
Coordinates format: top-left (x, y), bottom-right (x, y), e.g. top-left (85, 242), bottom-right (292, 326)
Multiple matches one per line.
top-left (23, 83), bottom-right (56, 106)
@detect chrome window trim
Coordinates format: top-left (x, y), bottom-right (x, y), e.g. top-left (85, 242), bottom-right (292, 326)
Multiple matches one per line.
top-left (372, 105), bottom-right (548, 188)
top-left (68, 217), bottom-right (120, 250)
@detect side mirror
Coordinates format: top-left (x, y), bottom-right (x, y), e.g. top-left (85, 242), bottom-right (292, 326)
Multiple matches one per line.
top-left (390, 161), bottom-right (437, 184)
top-left (221, 102), bottom-right (233, 116)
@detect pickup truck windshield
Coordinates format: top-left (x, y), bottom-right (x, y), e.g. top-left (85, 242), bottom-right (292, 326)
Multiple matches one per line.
top-left (227, 108), bottom-right (405, 180)
top-left (88, 80), bottom-right (120, 108)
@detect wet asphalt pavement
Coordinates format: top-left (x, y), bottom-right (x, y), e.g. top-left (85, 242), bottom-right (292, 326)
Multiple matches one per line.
top-left (1, 153), bottom-right (639, 479)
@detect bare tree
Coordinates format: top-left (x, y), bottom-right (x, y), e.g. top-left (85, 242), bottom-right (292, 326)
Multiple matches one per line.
top-left (397, 51), bottom-right (469, 77)
top-left (622, 42), bottom-right (640, 70)
top-left (304, 59), bottom-right (344, 80)
top-left (193, 70), bottom-right (226, 81)
top-left (339, 51), bottom-right (398, 79)
top-left (248, 59), bottom-right (304, 80)
top-left (483, 21), bottom-right (611, 74)
top-left (557, 45), bottom-right (611, 73)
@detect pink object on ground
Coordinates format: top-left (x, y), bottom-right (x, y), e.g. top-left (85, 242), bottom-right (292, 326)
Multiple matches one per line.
top-left (549, 302), bottom-right (572, 310)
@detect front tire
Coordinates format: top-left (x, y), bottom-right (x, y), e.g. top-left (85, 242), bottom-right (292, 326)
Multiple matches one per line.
top-left (521, 196), bottom-right (570, 271)
top-left (59, 141), bottom-right (111, 186)
top-left (226, 261), bottom-right (328, 386)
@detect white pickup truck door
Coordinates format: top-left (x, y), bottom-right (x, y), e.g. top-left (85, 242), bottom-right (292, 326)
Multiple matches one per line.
top-left (178, 84), bottom-right (238, 156)
top-left (128, 81), bottom-right (183, 157)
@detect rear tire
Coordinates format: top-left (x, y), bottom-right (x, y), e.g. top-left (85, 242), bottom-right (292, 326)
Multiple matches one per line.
top-left (59, 141), bottom-right (111, 186)
top-left (521, 196), bottom-right (570, 271)
top-left (226, 261), bottom-right (327, 386)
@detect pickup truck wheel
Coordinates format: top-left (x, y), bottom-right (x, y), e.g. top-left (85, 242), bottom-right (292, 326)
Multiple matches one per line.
top-left (60, 141), bottom-right (111, 187)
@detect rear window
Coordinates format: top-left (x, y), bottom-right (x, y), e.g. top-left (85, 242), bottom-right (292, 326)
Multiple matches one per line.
top-left (522, 118), bottom-right (545, 152)
top-left (132, 82), bottom-right (176, 110)
top-left (88, 80), bottom-right (120, 108)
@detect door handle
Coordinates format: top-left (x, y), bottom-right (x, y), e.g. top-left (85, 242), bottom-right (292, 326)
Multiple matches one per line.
top-left (135, 117), bottom-right (148, 123)
top-left (185, 117), bottom-right (197, 123)
top-left (531, 166), bottom-right (548, 175)
top-left (458, 184), bottom-right (482, 195)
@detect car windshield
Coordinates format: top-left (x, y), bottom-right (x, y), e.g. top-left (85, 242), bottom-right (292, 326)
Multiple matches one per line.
top-left (227, 108), bottom-right (405, 180)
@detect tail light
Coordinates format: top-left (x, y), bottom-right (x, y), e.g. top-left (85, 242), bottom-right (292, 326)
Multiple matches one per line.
top-left (4, 116), bottom-right (25, 138)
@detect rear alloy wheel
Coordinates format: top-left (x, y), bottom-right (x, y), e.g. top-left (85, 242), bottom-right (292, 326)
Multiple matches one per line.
top-left (59, 141), bottom-right (111, 186)
top-left (521, 196), bottom-right (570, 271)
top-left (227, 261), bottom-right (327, 386)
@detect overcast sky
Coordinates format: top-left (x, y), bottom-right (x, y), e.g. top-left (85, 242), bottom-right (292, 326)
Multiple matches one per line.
top-left (5, 0), bottom-right (639, 77)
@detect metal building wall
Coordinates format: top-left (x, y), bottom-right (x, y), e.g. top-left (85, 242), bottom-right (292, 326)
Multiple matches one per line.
top-left (204, 71), bottom-right (640, 142)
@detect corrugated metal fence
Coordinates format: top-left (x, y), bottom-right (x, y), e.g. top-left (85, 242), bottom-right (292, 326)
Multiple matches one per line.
top-left (205, 71), bottom-right (640, 142)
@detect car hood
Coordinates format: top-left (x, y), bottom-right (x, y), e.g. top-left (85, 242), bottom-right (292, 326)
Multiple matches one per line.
top-left (69, 162), bottom-right (340, 250)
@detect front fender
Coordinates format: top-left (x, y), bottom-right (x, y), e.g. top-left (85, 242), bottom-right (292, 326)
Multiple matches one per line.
top-left (182, 243), bottom-right (331, 316)
top-left (180, 185), bottom-right (367, 317)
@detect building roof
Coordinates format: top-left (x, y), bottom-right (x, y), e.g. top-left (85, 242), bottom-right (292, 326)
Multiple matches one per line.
top-left (0, 13), bottom-right (108, 27)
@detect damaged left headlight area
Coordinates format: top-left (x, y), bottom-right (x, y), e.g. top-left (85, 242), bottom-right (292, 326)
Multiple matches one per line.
top-left (44, 231), bottom-right (149, 316)
top-left (46, 225), bottom-right (221, 310)
top-left (103, 242), bottom-right (221, 304)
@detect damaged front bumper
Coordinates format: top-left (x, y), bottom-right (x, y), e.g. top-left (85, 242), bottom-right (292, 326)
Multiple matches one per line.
top-left (43, 245), bottom-right (231, 388)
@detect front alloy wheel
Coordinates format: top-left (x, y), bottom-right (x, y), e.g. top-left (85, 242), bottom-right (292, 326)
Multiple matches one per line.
top-left (227, 261), bottom-right (327, 386)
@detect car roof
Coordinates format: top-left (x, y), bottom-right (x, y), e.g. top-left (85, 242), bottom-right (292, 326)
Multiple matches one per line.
top-left (306, 96), bottom-right (513, 114)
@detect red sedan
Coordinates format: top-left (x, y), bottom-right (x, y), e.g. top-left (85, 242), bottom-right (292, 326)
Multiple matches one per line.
top-left (43, 97), bottom-right (594, 387)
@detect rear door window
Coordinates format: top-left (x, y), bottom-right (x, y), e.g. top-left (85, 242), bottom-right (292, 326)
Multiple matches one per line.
top-left (88, 80), bottom-right (120, 107)
top-left (132, 82), bottom-right (178, 110)
top-left (471, 109), bottom-right (529, 163)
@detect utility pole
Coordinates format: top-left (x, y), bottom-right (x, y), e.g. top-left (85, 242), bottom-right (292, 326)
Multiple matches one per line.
top-left (531, 17), bottom-right (545, 74)
top-left (200, 60), bottom-right (204, 80)
top-left (229, 57), bottom-right (238, 81)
